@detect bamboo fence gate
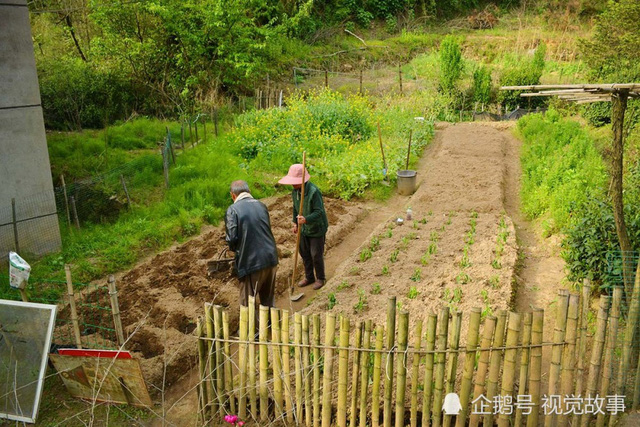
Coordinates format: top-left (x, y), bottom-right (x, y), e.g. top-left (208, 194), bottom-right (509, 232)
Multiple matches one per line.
top-left (196, 285), bottom-right (636, 426)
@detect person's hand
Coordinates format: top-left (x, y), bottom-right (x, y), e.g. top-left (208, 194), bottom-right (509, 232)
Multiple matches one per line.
top-left (297, 215), bottom-right (307, 225)
top-left (291, 224), bottom-right (298, 234)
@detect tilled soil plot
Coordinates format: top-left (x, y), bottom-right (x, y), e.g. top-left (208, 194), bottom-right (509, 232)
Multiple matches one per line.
top-left (104, 195), bottom-right (366, 393)
top-left (303, 123), bottom-right (518, 335)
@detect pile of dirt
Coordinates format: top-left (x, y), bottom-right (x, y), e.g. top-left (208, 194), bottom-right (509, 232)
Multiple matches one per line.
top-left (106, 195), bottom-right (366, 393)
top-left (303, 123), bottom-right (518, 336)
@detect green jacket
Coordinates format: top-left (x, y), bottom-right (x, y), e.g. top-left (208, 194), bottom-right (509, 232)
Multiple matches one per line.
top-left (292, 181), bottom-right (329, 237)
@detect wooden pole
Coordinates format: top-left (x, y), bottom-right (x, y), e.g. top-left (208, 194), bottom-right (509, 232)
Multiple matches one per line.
top-left (377, 122), bottom-right (388, 177)
top-left (325, 70), bottom-right (328, 88)
top-left (282, 310), bottom-right (294, 423)
top-left (161, 146), bottom-right (170, 188)
top-left (214, 108), bottom-right (219, 137)
top-left (61, 174), bottom-right (71, 226)
top-left (303, 315), bottom-right (312, 427)
top-left (410, 320), bottom-right (424, 427)
top-left (65, 265), bottom-right (82, 349)
top-left (596, 287), bottom-right (622, 427)
top-left (167, 128), bottom-right (176, 165)
top-left (395, 310), bottom-right (409, 427)
top-left (545, 290), bottom-right (570, 427)
top-left (338, 316), bottom-right (351, 427)
top-left (456, 307), bottom-right (481, 427)
top-left (189, 121), bottom-right (194, 147)
top-left (485, 310), bottom-right (507, 427)
top-left (398, 64), bottom-right (403, 94)
top-left (213, 305), bottom-right (226, 415)
top-left (259, 305), bottom-right (269, 422)
top-left (291, 151), bottom-right (307, 296)
top-left (248, 296), bottom-right (257, 418)
top-left (432, 306), bottom-right (450, 427)
top-left (238, 305), bottom-right (248, 419)
top-left (372, 324), bottom-right (384, 427)
top-left (181, 122), bottom-right (185, 148)
top-left (422, 313), bottom-right (438, 427)
top-left (383, 297), bottom-right (397, 427)
top-left (120, 174), bottom-right (131, 208)
top-left (405, 130), bottom-right (413, 170)
top-left (359, 70), bottom-right (363, 94)
top-left (194, 120), bottom-right (199, 144)
top-left (205, 303), bottom-right (217, 416)
top-left (107, 275), bottom-right (125, 347)
top-left (313, 314), bottom-right (321, 427)
top-left (272, 308), bottom-right (284, 420)
top-left (527, 308), bottom-right (544, 427)
top-left (616, 267), bottom-right (640, 400)
top-left (322, 312), bottom-right (337, 427)
top-left (222, 311), bottom-right (235, 414)
top-left (498, 312), bottom-right (521, 427)
top-left (70, 195), bottom-right (80, 229)
top-left (350, 322), bottom-right (362, 427)
top-left (469, 315), bottom-right (496, 427)
top-left (296, 312), bottom-right (305, 422)
top-left (574, 281), bottom-right (592, 427)
top-left (443, 311), bottom-right (462, 427)
top-left (559, 294), bottom-right (580, 427)
top-left (581, 296), bottom-right (610, 427)
top-left (359, 320), bottom-right (372, 427)
top-left (514, 312), bottom-right (533, 427)
top-left (196, 317), bottom-right (209, 423)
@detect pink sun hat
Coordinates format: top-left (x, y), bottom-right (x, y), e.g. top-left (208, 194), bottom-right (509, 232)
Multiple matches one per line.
top-left (278, 164), bottom-right (311, 185)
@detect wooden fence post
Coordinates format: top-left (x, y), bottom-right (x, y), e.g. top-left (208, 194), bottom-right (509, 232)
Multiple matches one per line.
top-left (395, 310), bottom-right (409, 427)
top-left (303, 315), bottom-right (312, 427)
top-left (296, 312), bottom-right (305, 422)
top-left (383, 297), bottom-right (397, 427)
top-left (359, 320), bottom-right (372, 427)
top-left (432, 306), bottom-right (450, 427)
top-left (196, 317), bottom-right (209, 422)
top-left (498, 312), bottom-right (521, 427)
top-left (313, 314), bottom-right (321, 427)
top-left (238, 305), bottom-right (248, 419)
top-left (350, 322), bottom-right (362, 427)
top-left (410, 320), bottom-right (424, 427)
top-left (422, 313), bottom-right (438, 426)
top-left (205, 303), bottom-right (217, 416)
top-left (574, 281), bottom-right (592, 427)
top-left (259, 305), bottom-right (269, 422)
top-left (443, 311), bottom-right (462, 427)
top-left (485, 310), bottom-right (507, 427)
top-left (325, 70), bottom-right (329, 88)
top-left (359, 70), bottom-right (363, 94)
top-left (11, 198), bottom-right (19, 254)
top-left (559, 293), bottom-right (579, 427)
top-left (398, 64), bottom-right (403, 94)
top-left (65, 264), bottom-right (82, 349)
top-left (271, 308), bottom-right (284, 419)
top-left (282, 310), bottom-right (293, 423)
top-left (107, 275), bottom-right (125, 347)
top-left (321, 312), bottom-right (337, 427)
top-left (61, 174), bottom-right (71, 226)
top-left (222, 311), bottom-right (234, 414)
top-left (514, 313), bottom-right (533, 427)
top-left (372, 324), bottom-right (384, 427)
top-left (456, 308), bottom-right (481, 427)
top-left (527, 308), bottom-right (544, 427)
top-left (120, 175), bottom-right (131, 208)
top-left (213, 306), bottom-right (226, 415)
top-left (338, 316), bottom-right (351, 427)
top-left (162, 146), bottom-right (170, 188)
top-left (545, 290), bottom-right (570, 427)
top-left (248, 296), bottom-right (257, 418)
top-left (469, 315), bottom-right (496, 427)
top-left (70, 195), bottom-right (80, 229)
top-left (596, 287), bottom-right (622, 427)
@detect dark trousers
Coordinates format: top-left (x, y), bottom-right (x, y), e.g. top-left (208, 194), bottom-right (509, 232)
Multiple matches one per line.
top-left (299, 235), bottom-right (326, 282)
top-left (240, 265), bottom-right (277, 329)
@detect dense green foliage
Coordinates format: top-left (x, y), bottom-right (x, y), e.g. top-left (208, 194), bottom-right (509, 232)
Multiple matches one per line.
top-left (498, 43), bottom-right (546, 110)
top-left (519, 111), bottom-right (640, 287)
top-left (472, 65), bottom-right (492, 105)
top-left (439, 36), bottom-right (463, 93)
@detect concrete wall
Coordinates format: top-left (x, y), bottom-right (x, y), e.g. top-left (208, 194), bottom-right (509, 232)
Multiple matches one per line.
top-left (0, 0), bottom-right (61, 257)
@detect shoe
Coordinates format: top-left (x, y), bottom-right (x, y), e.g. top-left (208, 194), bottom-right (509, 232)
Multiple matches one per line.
top-left (298, 278), bottom-right (314, 288)
top-left (312, 280), bottom-right (325, 290)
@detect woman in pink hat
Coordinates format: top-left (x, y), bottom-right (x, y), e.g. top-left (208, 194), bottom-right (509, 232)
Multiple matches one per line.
top-left (278, 164), bottom-right (329, 290)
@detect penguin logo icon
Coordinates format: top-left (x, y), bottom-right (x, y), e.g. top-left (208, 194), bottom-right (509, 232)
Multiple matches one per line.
top-left (442, 392), bottom-right (463, 415)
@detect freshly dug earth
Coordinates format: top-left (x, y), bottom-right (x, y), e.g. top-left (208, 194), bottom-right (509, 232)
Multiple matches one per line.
top-left (111, 195), bottom-right (366, 393)
top-left (303, 122), bottom-right (518, 335)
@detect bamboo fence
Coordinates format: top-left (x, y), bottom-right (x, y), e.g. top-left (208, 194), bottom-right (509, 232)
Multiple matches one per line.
top-left (195, 288), bottom-right (631, 426)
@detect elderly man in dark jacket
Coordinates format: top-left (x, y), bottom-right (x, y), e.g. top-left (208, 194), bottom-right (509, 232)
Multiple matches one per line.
top-left (225, 180), bottom-right (278, 311)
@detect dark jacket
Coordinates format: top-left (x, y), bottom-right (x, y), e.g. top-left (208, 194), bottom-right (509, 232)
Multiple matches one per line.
top-left (225, 195), bottom-right (278, 278)
top-left (292, 182), bottom-right (329, 238)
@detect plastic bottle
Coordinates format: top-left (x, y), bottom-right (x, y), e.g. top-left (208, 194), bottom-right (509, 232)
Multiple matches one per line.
top-left (406, 207), bottom-right (412, 221)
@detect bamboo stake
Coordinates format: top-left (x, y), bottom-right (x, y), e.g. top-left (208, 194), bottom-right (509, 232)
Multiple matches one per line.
top-left (422, 313), bottom-right (438, 427)
top-left (272, 308), bottom-right (284, 420)
top-left (581, 295), bottom-right (611, 427)
top-left (248, 297), bottom-right (257, 418)
top-left (213, 305), bottom-right (226, 414)
top-left (596, 287), bottom-right (622, 427)
top-left (469, 315), bottom-right (496, 427)
top-left (456, 307), bottom-right (481, 427)
top-left (296, 312), bottom-right (304, 423)
top-left (395, 310), bottom-right (409, 427)
top-left (574, 281), bottom-right (592, 427)
top-left (616, 269), bottom-right (640, 401)
top-left (222, 311), bottom-right (235, 414)
top-left (338, 316), bottom-right (351, 427)
top-left (350, 322), bottom-right (363, 427)
top-left (372, 324), bottom-right (384, 427)
top-left (433, 306), bottom-right (450, 427)
top-left (359, 320), bottom-right (372, 427)
top-left (443, 311), bottom-right (462, 427)
top-left (498, 312), bottom-right (521, 427)
top-left (545, 289), bottom-right (570, 427)
top-left (205, 303), bottom-right (217, 416)
top-left (383, 297), bottom-right (397, 427)
top-left (313, 314), bottom-right (321, 427)
top-left (64, 265), bottom-right (82, 349)
top-left (558, 294), bottom-right (580, 427)
top-left (107, 275), bottom-right (125, 347)
top-left (527, 308), bottom-right (544, 427)
top-left (485, 310), bottom-right (507, 427)
top-left (196, 317), bottom-right (209, 422)
top-left (283, 310), bottom-right (294, 423)
top-left (322, 313), bottom-right (337, 427)
top-left (303, 315), bottom-right (312, 427)
top-left (410, 320), bottom-right (424, 427)
top-left (259, 305), bottom-right (269, 422)
top-left (239, 306), bottom-right (248, 419)
top-left (514, 313), bottom-right (532, 427)
top-left (377, 121), bottom-right (388, 180)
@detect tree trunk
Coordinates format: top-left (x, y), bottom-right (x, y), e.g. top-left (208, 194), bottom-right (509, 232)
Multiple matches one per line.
top-left (611, 89), bottom-right (634, 302)
top-left (64, 15), bottom-right (87, 62)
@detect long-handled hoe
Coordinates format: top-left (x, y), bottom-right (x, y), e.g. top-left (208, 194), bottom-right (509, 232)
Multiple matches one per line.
top-left (290, 152), bottom-right (307, 302)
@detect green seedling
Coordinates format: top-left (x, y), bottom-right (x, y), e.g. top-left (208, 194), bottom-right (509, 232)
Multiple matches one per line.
top-left (371, 282), bottom-right (382, 295)
top-left (455, 271), bottom-right (471, 284)
top-left (480, 289), bottom-right (489, 303)
top-left (410, 268), bottom-right (422, 282)
top-left (428, 242), bottom-right (438, 255)
top-left (453, 287), bottom-right (463, 303)
top-left (459, 247), bottom-right (471, 268)
top-left (349, 266), bottom-right (361, 276)
top-left (370, 236), bottom-right (380, 252)
top-left (413, 221), bottom-right (420, 229)
top-left (421, 253), bottom-right (430, 266)
top-left (353, 289), bottom-right (368, 313)
top-left (419, 218), bottom-right (427, 224)
top-left (385, 228), bottom-right (393, 238)
top-left (360, 247), bottom-right (372, 262)
top-left (491, 258), bottom-right (502, 269)
top-left (337, 280), bottom-right (353, 291)
top-left (390, 249), bottom-right (399, 263)
top-left (430, 231), bottom-right (439, 242)
top-left (408, 286), bottom-right (419, 299)
top-left (381, 265), bottom-right (390, 276)
top-left (489, 275), bottom-right (500, 289)
top-left (328, 293), bottom-right (337, 309)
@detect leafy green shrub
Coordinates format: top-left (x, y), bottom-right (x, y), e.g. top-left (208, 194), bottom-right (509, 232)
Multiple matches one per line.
top-left (472, 65), bottom-right (492, 106)
top-left (498, 43), bottom-right (547, 110)
top-left (439, 35), bottom-right (463, 93)
top-left (408, 286), bottom-right (419, 299)
top-left (371, 282), bottom-right (382, 295)
top-left (354, 289), bottom-right (368, 313)
top-left (328, 293), bottom-right (337, 309)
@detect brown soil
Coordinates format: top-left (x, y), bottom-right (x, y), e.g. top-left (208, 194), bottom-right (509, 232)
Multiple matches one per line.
top-left (107, 195), bottom-right (367, 392)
